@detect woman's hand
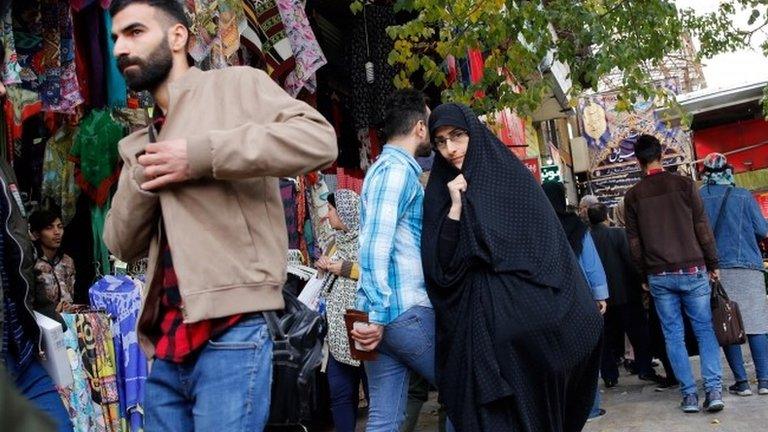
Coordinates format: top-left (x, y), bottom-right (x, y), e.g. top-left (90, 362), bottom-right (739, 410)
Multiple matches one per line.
top-left (326, 261), bottom-right (343, 276)
top-left (316, 256), bottom-right (331, 271)
top-left (447, 174), bottom-right (467, 220)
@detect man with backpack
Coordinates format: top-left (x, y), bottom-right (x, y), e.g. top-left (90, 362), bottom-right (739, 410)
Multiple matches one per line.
top-left (103, 1), bottom-right (336, 430)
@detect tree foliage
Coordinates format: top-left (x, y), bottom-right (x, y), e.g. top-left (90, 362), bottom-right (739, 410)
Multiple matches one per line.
top-left (349, 0), bottom-right (765, 117)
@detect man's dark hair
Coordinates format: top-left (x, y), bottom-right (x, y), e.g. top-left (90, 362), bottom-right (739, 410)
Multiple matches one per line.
top-left (634, 134), bottom-right (662, 166)
top-left (588, 203), bottom-right (609, 226)
top-left (381, 89), bottom-right (429, 141)
top-left (29, 209), bottom-right (62, 234)
top-left (110, 0), bottom-right (190, 29)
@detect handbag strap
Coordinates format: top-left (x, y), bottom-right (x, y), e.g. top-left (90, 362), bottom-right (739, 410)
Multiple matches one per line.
top-left (713, 187), bottom-right (733, 236)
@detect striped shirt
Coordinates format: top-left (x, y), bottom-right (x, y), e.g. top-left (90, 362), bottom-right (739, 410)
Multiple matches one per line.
top-left (356, 145), bottom-right (432, 325)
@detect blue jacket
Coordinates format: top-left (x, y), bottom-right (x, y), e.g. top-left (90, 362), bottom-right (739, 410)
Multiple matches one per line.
top-left (700, 184), bottom-right (768, 270)
top-left (578, 232), bottom-right (609, 301)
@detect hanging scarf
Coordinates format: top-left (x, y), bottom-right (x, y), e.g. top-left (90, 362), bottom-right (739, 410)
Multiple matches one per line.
top-left (324, 189), bottom-right (361, 366)
top-left (422, 104), bottom-right (602, 431)
top-left (542, 182), bottom-right (589, 257)
top-left (701, 152), bottom-right (735, 186)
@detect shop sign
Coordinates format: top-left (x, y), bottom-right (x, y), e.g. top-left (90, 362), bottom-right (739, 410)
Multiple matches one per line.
top-left (540, 164), bottom-right (562, 183)
top-left (523, 158), bottom-right (541, 183)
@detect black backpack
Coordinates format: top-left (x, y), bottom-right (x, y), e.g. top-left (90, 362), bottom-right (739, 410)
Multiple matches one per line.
top-left (263, 288), bottom-right (326, 429)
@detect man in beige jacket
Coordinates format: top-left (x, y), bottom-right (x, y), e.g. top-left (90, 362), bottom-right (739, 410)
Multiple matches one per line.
top-left (104, 1), bottom-right (337, 430)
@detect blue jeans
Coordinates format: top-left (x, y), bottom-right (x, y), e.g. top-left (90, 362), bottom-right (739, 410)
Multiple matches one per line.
top-left (365, 306), bottom-right (437, 432)
top-left (3, 354), bottom-right (72, 432)
top-left (144, 315), bottom-right (273, 432)
top-left (589, 380), bottom-right (602, 418)
top-left (649, 271), bottom-right (722, 395)
top-left (724, 334), bottom-right (768, 382)
top-left (327, 355), bottom-right (368, 432)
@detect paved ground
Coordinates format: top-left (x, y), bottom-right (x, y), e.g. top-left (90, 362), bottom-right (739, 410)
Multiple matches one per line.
top-left (347, 352), bottom-right (768, 431)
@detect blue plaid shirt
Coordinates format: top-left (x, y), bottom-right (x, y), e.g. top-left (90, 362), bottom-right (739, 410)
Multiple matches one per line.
top-left (356, 145), bottom-right (432, 325)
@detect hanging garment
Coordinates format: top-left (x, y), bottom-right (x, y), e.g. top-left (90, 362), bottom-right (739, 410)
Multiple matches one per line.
top-left (72, 312), bottom-right (113, 432)
top-left (91, 202), bottom-right (112, 280)
top-left (70, 0), bottom-right (98, 11)
top-left (240, 0), bottom-right (295, 83)
top-left (88, 312), bottom-right (122, 432)
top-left (308, 176), bottom-right (333, 253)
top-left (60, 313), bottom-right (103, 431)
top-left (90, 275), bottom-right (148, 432)
top-left (1, 6), bottom-right (22, 85)
top-left (42, 126), bottom-right (80, 225)
top-left (276, 0), bottom-right (327, 96)
top-left (3, 87), bottom-right (42, 158)
top-left (69, 110), bottom-right (122, 206)
top-left (72, 4), bottom-right (106, 108)
top-left (102, 12), bottom-right (127, 108)
top-left (280, 178), bottom-right (300, 249)
top-left (14, 114), bottom-right (49, 205)
top-left (343, 4), bottom-right (397, 131)
top-left (40, 0), bottom-right (84, 113)
top-left (12, 1), bottom-right (44, 91)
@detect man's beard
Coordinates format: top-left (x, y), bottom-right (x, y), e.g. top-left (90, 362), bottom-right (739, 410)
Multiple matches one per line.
top-left (118, 39), bottom-right (173, 92)
top-left (415, 139), bottom-right (432, 158)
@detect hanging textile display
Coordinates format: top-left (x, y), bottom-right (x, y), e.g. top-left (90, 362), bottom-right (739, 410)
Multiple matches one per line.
top-left (1, 5), bottom-right (22, 85)
top-left (102, 12), bottom-right (127, 108)
top-left (42, 124), bottom-right (80, 224)
top-left (276, 0), bottom-right (327, 96)
top-left (60, 311), bottom-right (123, 432)
top-left (307, 175), bottom-right (333, 254)
top-left (40, 0), bottom-right (85, 113)
top-left (69, 109), bottom-right (123, 275)
top-left (90, 275), bottom-right (148, 432)
top-left (240, 0), bottom-right (295, 83)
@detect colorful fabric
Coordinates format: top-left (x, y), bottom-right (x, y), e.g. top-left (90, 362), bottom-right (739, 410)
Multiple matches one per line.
top-left (42, 126), bottom-right (80, 225)
top-left (280, 178), bottom-right (300, 249)
top-left (356, 146), bottom-right (432, 325)
top-left (89, 276), bottom-right (148, 432)
top-left (102, 11), bottom-right (127, 107)
top-left (1, 7), bottom-right (22, 85)
top-left (277, 0), bottom-right (327, 96)
top-left (70, 110), bottom-right (123, 206)
top-left (241, 0), bottom-right (295, 82)
top-left (88, 312), bottom-right (122, 431)
top-left (34, 254), bottom-right (76, 308)
top-left (702, 152), bottom-right (735, 186)
top-left (11, 1), bottom-right (44, 90)
top-left (60, 313), bottom-right (101, 431)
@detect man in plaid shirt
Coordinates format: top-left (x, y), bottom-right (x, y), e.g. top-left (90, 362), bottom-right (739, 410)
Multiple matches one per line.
top-left (351, 89), bottom-right (436, 432)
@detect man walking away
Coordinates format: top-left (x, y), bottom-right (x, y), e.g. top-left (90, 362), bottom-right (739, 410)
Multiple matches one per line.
top-left (104, 1), bottom-right (337, 430)
top-left (350, 89), bottom-right (436, 432)
top-left (588, 203), bottom-right (663, 387)
top-left (624, 134), bottom-right (723, 414)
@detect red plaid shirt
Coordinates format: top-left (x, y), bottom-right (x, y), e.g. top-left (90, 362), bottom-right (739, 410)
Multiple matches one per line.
top-left (150, 108), bottom-right (242, 362)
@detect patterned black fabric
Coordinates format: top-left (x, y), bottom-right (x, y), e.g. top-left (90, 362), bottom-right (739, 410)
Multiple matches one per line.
top-left (422, 104), bottom-right (603, 432)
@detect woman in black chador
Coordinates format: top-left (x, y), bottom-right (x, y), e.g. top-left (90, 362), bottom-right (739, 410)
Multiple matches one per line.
top-left (422, 103), bottom-right (603, 431)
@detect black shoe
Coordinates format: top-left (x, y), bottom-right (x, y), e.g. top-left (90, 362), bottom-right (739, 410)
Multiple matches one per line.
top-left (603, 378), bottom-right (618, 388)
top-left (728, 381), bottom-right (753, 396)
top-left (655, 377), bottom-right (679, 392)
top-left (639, 372), bottom-right (664, 384)
top-left (704, 390), bottom-right (725, 412)
top-left (586, 409), bottom-right (607, 422)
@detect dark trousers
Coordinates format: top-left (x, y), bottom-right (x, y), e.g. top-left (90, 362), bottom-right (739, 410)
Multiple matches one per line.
top-left (327, 356), bottom-right (368, 432)
top-left (601, 302), bottom-right (655, 382)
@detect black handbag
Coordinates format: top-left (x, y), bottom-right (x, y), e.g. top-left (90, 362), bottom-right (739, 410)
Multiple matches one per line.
top-left (710, 187), bottom-right (747, 346)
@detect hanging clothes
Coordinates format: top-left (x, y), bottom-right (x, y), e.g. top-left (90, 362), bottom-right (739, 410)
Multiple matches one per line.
top-left (42, 125), bottom-right (80, 225)
top-left (1, 6), bottom-right (22, 85)
top-left (90, 275), bottom-right (148, 432)
top-left (12, 0), bottom-right (44, 91)
top-left (3, 87), bottom-right (42, 160)
top-left (40, 0), bottom-right (84, 113)
top-left (14, 114), bottom-right (49, 205)
top-left (60, 313), bottom-right (103, 431)
top-left (102, 12), bottom-right (127, 108)
top-left (69, 110), bottom-right (122, 207)
top-left (280, 178), bottom-right (300, 250)
top-left (240, 0), bottom-right (295, 83)
top-left (276, 0), bottom-right (327, 96)
top-left (343, 4), bottom-right (397, 132)
top-left (72, 4), bottom-right (107, 108)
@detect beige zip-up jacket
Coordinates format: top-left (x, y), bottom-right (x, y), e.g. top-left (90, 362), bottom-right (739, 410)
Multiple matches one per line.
top-left (103, 66), bottom-right (337, 357)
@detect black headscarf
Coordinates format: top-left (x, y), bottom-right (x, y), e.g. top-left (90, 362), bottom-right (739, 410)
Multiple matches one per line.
top-left (422, 104), bottom-right (602, 431)
top-left (542, 182), bottom-right (589, 256)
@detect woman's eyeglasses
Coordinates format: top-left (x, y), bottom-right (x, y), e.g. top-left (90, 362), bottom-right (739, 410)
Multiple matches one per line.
top-left (433, 128), bottom-right (468, 149)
